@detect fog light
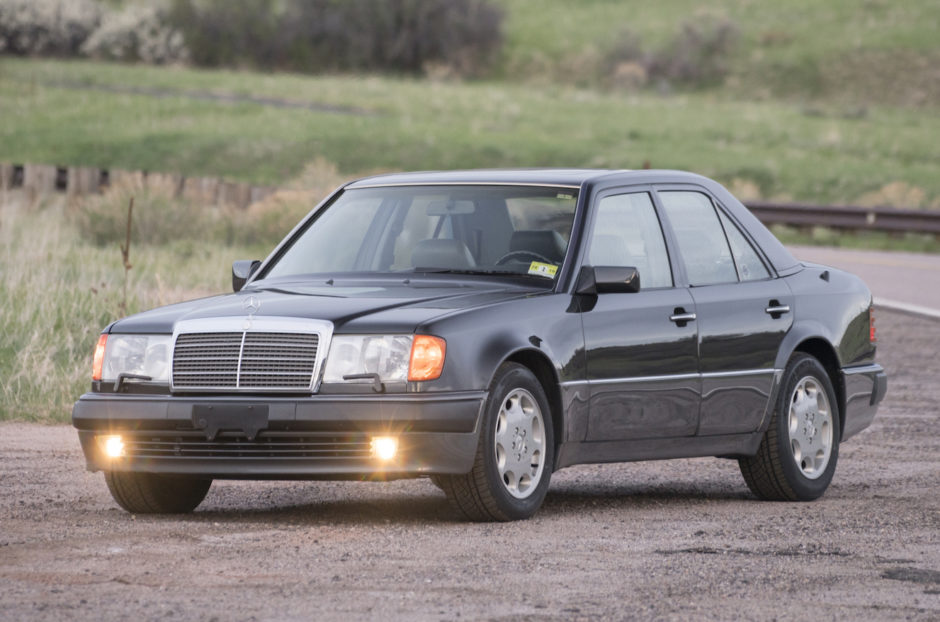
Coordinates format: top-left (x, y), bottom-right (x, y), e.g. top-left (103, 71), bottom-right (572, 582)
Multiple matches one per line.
top-left (101, 435), bottom-right (125, 458)
top-left (371, 436), bottom-right (398, 461)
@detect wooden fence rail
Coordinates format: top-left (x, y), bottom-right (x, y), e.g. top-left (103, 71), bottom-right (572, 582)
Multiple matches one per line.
top-left (0, 163), bottom-right (274, 210)
top-left (3, 162), bottom-right (939, 235)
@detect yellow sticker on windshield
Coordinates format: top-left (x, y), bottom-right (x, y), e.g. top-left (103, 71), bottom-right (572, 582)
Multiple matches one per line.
top-left (528, 262), bottom-right (558, 278)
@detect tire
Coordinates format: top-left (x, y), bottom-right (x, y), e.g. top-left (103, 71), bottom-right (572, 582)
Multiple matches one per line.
top-left (739, 353), bottom-right (840, 501)
top-left (438, 363), bottom-right (554, 521)
top-left (105, 471), bottom-right (212, 514)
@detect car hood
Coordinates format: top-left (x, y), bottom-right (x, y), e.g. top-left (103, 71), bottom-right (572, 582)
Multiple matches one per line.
top-left (108, 277), bottom-right (546, 334)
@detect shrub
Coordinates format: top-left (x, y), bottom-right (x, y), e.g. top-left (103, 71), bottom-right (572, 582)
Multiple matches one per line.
top-left (165, 0), bottom-right (280, 68)
top-left (71, 178), bottom-right (220, 247)
top-left (166, 0), bottom-right (504, 77)
top-left (0, 0), bottom-right (102, 56)
top-left (81, 5), bottom-right (188, 64)
top-left (604, 17), bottom-right (739, 90)
top-left (645, 17), bottom-right (739, 88)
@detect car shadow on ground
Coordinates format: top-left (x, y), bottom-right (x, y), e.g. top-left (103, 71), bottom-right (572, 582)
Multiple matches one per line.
top-left (122, 478), bottom-right (755, 526)
top-left (540, 482), bottom-right (754, 516)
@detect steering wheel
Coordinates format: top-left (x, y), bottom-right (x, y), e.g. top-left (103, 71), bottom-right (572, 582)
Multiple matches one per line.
top-left (495, 250), bottom-right (554, 266)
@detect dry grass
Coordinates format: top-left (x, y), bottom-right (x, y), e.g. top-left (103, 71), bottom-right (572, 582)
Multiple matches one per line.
top-left (0, 158), bottom-right (344, 421)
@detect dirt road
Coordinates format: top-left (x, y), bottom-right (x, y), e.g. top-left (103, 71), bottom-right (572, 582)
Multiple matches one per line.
top-left (1, 309), bottom-right (938, 621)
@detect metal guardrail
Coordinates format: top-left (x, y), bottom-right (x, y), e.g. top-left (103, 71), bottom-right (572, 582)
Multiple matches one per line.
top-left (744, 201), bottom-right (940, 235)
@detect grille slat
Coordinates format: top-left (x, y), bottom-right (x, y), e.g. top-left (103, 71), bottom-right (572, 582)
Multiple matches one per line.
top-left (123, 433), bottom-right (371, 459)
top-left (172, 330), bottom-right (319, 391)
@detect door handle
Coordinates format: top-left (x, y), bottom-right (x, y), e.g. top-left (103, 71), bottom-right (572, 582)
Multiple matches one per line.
top-left (670, 311), bottom-right (696, 325)
top-left (765, 302), bottom-right (790, 317)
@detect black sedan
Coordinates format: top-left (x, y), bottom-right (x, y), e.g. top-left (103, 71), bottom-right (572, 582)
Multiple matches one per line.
top-left (72, 169), bottom-right (887, 521)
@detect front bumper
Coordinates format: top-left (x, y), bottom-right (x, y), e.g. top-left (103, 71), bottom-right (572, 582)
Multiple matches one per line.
top-left (72, 391), bottom-right (486, 479)
top-left (841, 363), bottom-right (887, 440)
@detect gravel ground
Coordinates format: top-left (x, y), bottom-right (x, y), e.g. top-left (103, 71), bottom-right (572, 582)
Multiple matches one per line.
top-left (1, 309), bottom-right (938, 621)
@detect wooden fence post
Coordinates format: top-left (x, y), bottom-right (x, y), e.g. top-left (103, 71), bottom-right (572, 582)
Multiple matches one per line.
top-left (66, 167), bottom-right (101, 200)
top-left (23, 164), bottom-right (57, 203)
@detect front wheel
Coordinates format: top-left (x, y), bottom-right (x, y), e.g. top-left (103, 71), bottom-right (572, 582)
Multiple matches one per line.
top-left (105, 471), bottom-right (212, 514)
top-left (438, 363), bottom-right (554, 521)
top-left (739, 353), bottom-right (840, 501)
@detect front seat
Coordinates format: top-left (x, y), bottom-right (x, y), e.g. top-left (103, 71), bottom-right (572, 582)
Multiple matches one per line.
top-left (508, 230), bottom-right (568, 262)
top-left (411, 238), bottom-right (476, 270)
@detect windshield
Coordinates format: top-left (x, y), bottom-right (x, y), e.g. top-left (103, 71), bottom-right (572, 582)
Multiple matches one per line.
top-left (263, 185), bottom-right (579, 281)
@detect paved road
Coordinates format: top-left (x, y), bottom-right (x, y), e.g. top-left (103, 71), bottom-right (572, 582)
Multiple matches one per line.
top-left (788, 245), bottom-right (940, 316)
top-left (1, 309), bottom-right (938, 621)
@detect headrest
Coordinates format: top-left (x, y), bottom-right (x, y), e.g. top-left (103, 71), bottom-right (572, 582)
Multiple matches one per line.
top-left (411, 238), bottom-right (476, 270)
top-left (509, 230), bottom-right (567, 262)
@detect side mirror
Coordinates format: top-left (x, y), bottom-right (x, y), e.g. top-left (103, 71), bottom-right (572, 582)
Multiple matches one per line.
top-left (576, 266), bottom-right (640, 295)
top-left (232, 259), bottom-right (261, 292)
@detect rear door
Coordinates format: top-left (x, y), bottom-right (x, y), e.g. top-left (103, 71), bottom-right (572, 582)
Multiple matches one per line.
top-left (657, 188), bottom-right (793, 436)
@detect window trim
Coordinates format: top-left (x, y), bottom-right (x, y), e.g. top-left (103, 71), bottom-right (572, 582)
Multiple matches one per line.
top-left (574, 184), bottom-right (679, 292)
top-left (715, 207), bottom-right (773, 283)
top-left (651, 183), bottom-right (778, 288)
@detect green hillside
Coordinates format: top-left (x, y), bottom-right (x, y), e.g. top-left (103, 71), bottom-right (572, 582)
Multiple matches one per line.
top-left (495, 0), bottom-right (940, 105)
top-left (1, 58), bottom-right (938, 206)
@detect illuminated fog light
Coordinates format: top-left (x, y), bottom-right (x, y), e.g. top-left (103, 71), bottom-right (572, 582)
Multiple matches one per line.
top-left (371, 436), bottom-right (398, 461)
top-left (102, 435), bottom-right (125, 458)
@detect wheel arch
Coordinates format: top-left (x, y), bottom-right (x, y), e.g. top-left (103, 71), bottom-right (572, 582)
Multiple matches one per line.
top-left (790, 338), bottom-right (847, 442)
top-left (500, 348), bottom-right (565, 469)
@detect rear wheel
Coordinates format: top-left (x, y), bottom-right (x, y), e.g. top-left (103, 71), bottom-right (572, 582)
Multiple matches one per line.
top-left (739, 353), bottom-right (840, 501)
top-left (105, 471), bottom-right (212, 514)
top-left (438, 363), bottom-right (554, 521)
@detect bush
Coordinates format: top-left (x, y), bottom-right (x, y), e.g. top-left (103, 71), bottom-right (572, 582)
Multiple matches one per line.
top-left (647, 17), bottom-right (738, 88)
top-left (604, 17), bottom-right (739, 89)
top-left (71, 178), bottom-right (223, 247)
top-left (167, 0), bottom-right (504, 77)
top-left (0, 0), bottom-right (102, 56)
top-left (81, 5), bottom-right (188, 64)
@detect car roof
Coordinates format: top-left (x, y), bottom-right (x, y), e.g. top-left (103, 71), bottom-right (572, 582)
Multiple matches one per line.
top-left (344, 168), bottom-right (687, 188)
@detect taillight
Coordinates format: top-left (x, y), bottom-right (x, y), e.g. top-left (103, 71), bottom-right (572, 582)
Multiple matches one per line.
top-left (92, 334), bottom-right (108, 381)
top-left (869, 305), bottom-right (876, 343)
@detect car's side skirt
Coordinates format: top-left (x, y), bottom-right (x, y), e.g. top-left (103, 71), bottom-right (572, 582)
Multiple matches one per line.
top-left (554, 431), bottom-right (764, 470)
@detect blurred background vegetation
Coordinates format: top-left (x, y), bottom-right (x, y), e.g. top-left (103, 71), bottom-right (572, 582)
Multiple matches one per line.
top-left (0, 0), bottom-right (937, 420)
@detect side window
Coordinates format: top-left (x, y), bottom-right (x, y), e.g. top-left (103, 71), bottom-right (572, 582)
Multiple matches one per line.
top-left (588, 192), bottom-right (672, 289)
top-left (717, 210), bottom-right (771, 281)
top-left (659, 191), bottom-right (737, 287)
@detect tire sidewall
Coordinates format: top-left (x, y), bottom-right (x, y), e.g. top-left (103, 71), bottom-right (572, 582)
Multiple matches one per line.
top-left (774, 355), bottom-right (841, 500)
top-left (479, 364), bottom-right (554, 520)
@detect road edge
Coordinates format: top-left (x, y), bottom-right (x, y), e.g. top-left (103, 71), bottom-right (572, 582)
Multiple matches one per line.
top-left (875, 298), bottom-right (940, 321)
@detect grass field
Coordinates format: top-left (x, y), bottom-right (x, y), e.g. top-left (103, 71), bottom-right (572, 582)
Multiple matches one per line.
top-left (493, 0), bottom-right (940, 105)
top-left (0, 193), bottom-right (273, 422)
top-left (2, 59), bottom-right (938, 206)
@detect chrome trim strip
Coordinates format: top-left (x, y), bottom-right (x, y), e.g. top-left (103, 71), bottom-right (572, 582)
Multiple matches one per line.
top-left (234, 331), bottom-right (247, 389)
top-left (170, 317), bottom-right (335, 394)
top-left (349, 181), bottom-right (581, 190)
top-left (560, 368), bottom-right (778, 388)
top-left (561, 373), bottom-right (699, 387)
top-left (842, 363), bottom-right (884, 376)
top-left (702, 369), bottom-right (777, 379)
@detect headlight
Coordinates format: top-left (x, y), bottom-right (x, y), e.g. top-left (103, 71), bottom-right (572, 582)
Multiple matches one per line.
top-left (323, 335), bottom-right (413, 384)
top-left (99, 334), bottom-right (172, 383)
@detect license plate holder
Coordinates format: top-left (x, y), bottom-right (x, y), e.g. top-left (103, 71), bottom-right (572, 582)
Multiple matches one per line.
top-left (192, 404), bottom-right (269, 441)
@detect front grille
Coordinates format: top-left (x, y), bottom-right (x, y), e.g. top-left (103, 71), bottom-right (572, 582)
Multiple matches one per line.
top-left (123, 431), bottom-right (372, 460)
top-left (172, 331), bottom-right (320, 391)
